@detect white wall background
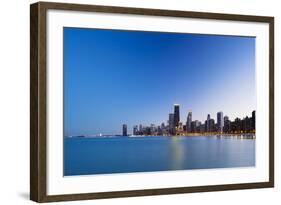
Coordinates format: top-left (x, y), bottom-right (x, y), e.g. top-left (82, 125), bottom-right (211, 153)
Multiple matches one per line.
top-left (0, 0), bottom-right (279, 204)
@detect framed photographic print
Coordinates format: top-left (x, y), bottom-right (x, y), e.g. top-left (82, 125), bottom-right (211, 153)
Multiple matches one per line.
top-left (30, 1), bottom-right (274, 202)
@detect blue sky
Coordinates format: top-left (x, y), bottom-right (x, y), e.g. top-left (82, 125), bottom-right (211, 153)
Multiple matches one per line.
top-left (64, 27), bottom-right (256, 136)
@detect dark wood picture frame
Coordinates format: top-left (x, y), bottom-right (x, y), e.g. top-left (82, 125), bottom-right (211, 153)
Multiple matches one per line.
top-left (30, 1), bottom-right (274, 203)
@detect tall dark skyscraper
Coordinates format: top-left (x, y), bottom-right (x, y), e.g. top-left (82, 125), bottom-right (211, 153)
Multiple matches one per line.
top-left (224, 115), bottom-right (230, 132)
top-left (169, 113), bottom-right (175, 135)
top-left (217, 111), bottom-right (224, 133)
top-left (169, 113), bottom-right (174, 128)
top-left (122, 124), bottom-right (127, 136)
top-left (206, 114), bottom-right (211, 132)
top-left (186, 111), bottom-right (192, 132)
top-left (252, 110), bottom-right (256, 130)
top-left (174, 104), bottom-right (180, 127)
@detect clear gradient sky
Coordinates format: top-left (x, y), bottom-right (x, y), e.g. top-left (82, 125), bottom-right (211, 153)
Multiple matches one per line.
top-left (64, 27), bottom-right (256, 136)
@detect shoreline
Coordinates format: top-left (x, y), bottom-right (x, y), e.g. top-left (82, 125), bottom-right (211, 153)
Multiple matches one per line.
top-left (131, 133), bottom-right (255, 138)
top-left (65, 133), bottom-right (256, 139)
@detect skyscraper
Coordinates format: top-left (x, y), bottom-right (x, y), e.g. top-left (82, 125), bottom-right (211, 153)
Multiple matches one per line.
top-left (133, 125), bottom-right (138, 135)
top-left (209, 119), bottom-right (215, 132)
top-left (224, 116), bottom-right (229, 122)
top-left (217, 111), bottom-right (224, 133)
top-left (122, 124), bottom-right (127, 136)
top-left (139, 124), bottom-right (143, 133)
top-left (161, 123), bottom-right (166, 134)
top-left (169, 113), bottom-right (174, 128)
top-left (174, 104), bottom-right (180, 127)
top-left (242, 116), bottom-right (251, 132)
top-left (169, 113), bottom-right (175, 135)
top-left (150, 124), bottom-right (156, 135)
top-left (206, 114), bottom-right (211, 132)
top-left (178, 122), bottom-right (184, 132)
top-left (191, 120), bottom-right (200, 132)
top-left (224, 116), bottom-right (230, 133)
top-left (186, 111), bottom-right (192, 132)
top-left (252, 110), bottom-right (256, 130)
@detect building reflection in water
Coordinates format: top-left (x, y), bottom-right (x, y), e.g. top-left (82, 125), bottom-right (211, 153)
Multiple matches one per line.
top-left (169, 137), bottom-right (185, 170)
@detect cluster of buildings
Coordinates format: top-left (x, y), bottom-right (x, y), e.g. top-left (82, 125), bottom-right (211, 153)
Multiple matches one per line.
top-left (122, 104), bottom-right (256, 136)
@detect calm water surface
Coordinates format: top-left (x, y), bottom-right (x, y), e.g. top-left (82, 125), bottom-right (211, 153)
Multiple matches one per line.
top-left (64, 136), bottom-right (255, 176)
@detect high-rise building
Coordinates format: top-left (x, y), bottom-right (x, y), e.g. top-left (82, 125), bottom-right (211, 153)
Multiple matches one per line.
top-left (217, 111), bottom-right (224, 133)
top-left (139, 124), bottom-right (143, 132)
top-left (206, 114), bottom-right (211, 132)
top-left (224, 116), bottom-right (229, 122)
top-left (122, 124), bottom-right (127, 136)
top-left (242, 116), bottom-right (251, 132)
top-left (150, 124), bottom-right (156, 135)
top-left (199, 123), bottom-right (205, 133)
top-left (174, 104), bottom-right (180, 127)
top-left (133, 125), bottom-right (138, 135)
top-left (224, 116), bottom-right (230, 133)
top-left (209, 119), bottom-right (215, 132)
top-left (252, 110), bottom-right (256, 131)
top-left (161, 123), bottom-right (166, 134)
top-left (169, 113), bottom-right (174, 128)
top-left (191, 120), bottom-right (200, 132)
top-left (233, 118), bottom-right (242, 132)
top-left (196, 121), bottom-right (202, 132)
top-left (178, 122), bottom-right (184, 133)
top-left (186, 111), bottom-right (192, 132)
top-left (169, 113), bottom-right (175, 135)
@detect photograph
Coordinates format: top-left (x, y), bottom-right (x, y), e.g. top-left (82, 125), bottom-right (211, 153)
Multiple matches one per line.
top-left (30, 2), bottom-right (274, 202)
top-left (63, 27), bottom-right (256, 176)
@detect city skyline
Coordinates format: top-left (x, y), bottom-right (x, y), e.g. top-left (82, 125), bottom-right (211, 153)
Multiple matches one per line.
top-left (64, 27), bottom-right (256, 136)
top-left (123, 104), bottom-right (255, 136)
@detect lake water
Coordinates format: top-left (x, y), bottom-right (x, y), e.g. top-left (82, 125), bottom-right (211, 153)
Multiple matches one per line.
top-left (64, 135), bottom-right (255, 176)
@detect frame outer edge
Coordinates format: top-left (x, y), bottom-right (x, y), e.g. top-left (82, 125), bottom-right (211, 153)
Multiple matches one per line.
top-left (38, 1), bottom-right (274, 22)
top-left (30, 2), bottom-right (48, 202)
top-left (269, 17), bottom-right (274, 187)
top-left (30, 2), bottom-right (39, 202)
